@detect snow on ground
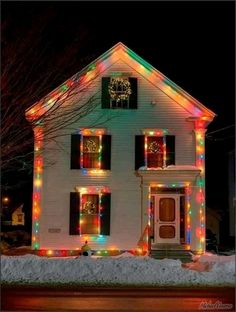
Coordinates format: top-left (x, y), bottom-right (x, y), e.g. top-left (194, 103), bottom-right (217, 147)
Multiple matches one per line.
top-left (1, 252), bottom-right (235, 286)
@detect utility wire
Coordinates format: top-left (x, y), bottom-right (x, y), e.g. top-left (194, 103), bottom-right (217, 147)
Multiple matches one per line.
top-left (206, 124), bottom-right (235, 136)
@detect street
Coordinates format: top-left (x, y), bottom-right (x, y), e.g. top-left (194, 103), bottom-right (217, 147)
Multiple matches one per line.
top-left (1, 286), bottom-right (235, 312)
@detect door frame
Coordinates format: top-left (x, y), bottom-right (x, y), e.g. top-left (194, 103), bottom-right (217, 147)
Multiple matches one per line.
top-left (153, 194), bottom-right (180, 244)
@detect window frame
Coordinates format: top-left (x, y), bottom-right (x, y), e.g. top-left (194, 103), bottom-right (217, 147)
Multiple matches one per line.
top-left (82, 135), bottom-right (101, 169)
top-left (79, 129), bottom-right (105, 170)
top-left (75, 186), bottom-right (111, 236)
top-left (109, 76), bottom-right (131, 109)
top-left (143, 129), bottom-right (169, 169)
top-left (80, 194), bottom-right (100, 235)
top-left (146, 136), bottom-right (165, 169)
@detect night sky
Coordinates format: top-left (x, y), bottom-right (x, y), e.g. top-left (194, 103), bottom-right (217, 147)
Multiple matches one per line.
top-left (2, 1), bottom-right (235, 239)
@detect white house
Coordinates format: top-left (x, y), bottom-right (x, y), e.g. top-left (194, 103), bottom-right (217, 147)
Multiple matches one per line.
top-left (25, 42), bottom-right (216, 257)
top-left (12, 204), bottom-right (25, 226)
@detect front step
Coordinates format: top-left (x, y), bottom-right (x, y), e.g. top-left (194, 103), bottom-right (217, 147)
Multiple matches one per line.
top-left (151, 243), bottom-right (186, 250)
top-left (150, 248), bottom-right (193, 263)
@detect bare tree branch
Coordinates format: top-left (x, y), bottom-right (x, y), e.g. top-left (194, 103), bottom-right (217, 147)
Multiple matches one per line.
top-left (1, 10), bottom-right (100, 185)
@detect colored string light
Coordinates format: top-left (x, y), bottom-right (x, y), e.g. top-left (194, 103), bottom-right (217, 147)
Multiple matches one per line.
top-left (32, 127), bottom-right (43, 250)
top-left (195, 128), bottom-right (206, 253)
top-left (26, 44), bottom-right (215, 124)
top-left (186, 184), bottom-right (191, 245)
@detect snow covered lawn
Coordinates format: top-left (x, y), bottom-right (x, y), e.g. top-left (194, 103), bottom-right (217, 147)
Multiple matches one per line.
top-left (1, 252), bottom-right (235, 287)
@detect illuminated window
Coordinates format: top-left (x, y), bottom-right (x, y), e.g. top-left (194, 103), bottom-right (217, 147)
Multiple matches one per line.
top-left (83, 136), bottom-right (100, 169)
top-left (81, 194), bottom-right (99, 234)
top-left (109, 77), bottom-right (131, 108)
top-left (135, 134), bottom-right (175, 170)
top-left (147, 136), bottom-right (164, 168)
top-left (70, 131), bottom-right (111, 170)
top-left (17, 214), bottom-right (23, 222)
top-left (102, 77), bottom-right (137, 109)
top-left (69, 190), bottom-right (111, 236)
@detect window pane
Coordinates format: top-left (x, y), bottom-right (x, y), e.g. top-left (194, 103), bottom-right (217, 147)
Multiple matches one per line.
top-left (111, 99), bottom-right (129, 108)
top-left (18, 214), bottom-right (23, 222)
top-left (83, 153), bottom-right (100, 168)
top-left (81, 194), bottom-right (99, 234)
top-left (82, 194), bottom-right (99, 214)
top-left (81, 215), bottom-right (99, 234)
top-left (147, 136), bottom-right (163, 168)
top-left (83, 136), bottom-right (99, 152)
top-left (83, 136), bottom-right (100, 168)
top-left (159, 198), bottom-right (175, 221)
top-left (109, 77), bottom-right (130, 109)
top-left (147, 153), bottom-right (163, 168)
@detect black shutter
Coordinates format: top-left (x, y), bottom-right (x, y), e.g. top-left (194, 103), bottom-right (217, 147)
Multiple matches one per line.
top-left (101, 77), bottom-right (111, 108)
top-left (101, 135), bottom-right (111, 170)
top-left (71, 134), bottom-right (81, 169)
top-left (135, 135), bottom-right (145, 170)
top-left (129, 77), bottom-right (138, 109)
top-left (166, 135), bottom-right (175, 166)
top-left (100, 193), bottom-right (111, 235)
top-left (69, 192), bottom-right (80, 235)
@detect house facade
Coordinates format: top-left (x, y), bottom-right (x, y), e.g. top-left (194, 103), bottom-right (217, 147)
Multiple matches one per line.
top-left (12, 205), bottom-right (25, 226)
top-left (25, 43), bottom-right (216, 256)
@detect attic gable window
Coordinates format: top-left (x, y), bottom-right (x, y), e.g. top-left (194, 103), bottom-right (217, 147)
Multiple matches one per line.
top-left (109, 77), bottom-right (131, 108)
top-left (102, 77), bottom-right (138, 109)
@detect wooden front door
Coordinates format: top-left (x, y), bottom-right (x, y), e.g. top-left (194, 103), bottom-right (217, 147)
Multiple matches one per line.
top-left (154, 195), bottom-right (180, 244)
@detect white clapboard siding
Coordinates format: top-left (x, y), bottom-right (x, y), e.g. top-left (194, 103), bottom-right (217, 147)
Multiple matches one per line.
top-left (39, 59), bottom-right (196, 250)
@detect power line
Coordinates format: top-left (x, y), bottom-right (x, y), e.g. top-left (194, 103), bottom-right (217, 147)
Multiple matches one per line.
top-left (206, 124), bottom-right (235, 136)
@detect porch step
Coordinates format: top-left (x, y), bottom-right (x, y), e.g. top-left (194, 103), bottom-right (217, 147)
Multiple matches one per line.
top-left (150, 249), bottom-right (193, 263)
top-left (151, 243), bottom-right (186, 250)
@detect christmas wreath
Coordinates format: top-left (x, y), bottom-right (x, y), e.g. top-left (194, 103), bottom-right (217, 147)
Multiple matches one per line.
top-left (108, 77), bottom-right (132, 102)
top-left (148, 141), bottom-right (162, 154)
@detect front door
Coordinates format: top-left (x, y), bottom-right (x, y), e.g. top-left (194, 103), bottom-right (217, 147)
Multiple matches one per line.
top-left (154, 195), bottom-right (180, 244)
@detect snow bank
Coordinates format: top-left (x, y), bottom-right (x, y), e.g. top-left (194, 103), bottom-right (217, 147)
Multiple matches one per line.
top-left (197, 253), bottom-right (235, 263)
top-left (1, 254), bottom-right (235, 286)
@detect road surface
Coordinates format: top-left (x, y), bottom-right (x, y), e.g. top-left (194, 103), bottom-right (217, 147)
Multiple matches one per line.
top-left (1, 286), bottom-right (235, 312)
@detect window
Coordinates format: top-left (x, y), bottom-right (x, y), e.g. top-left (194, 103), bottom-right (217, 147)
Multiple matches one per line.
top-left (109, 77), bottom-right (131, 108)
top-left (17, 214), bottom-right (23, 222)
top-left (70, 130), bottom-right (111, 170)
top-left (83, 136), bottom-right (100, 169)
top-left (70, 190), bottom-right (111, 236)
top-left (102, 77), bottom-right (137, 109)
top-left (135, 133), bottom-right (175, 170)
top-left (147, 136), bottom-right (164, 168)
top-left (81, 194), bottom-right (99, 234)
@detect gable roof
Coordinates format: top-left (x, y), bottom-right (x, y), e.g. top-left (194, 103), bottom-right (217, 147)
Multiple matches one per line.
top-left (25, 42), bottom-right (216, 122)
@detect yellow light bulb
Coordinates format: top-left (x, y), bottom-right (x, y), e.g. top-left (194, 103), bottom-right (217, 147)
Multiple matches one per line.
top-left (34, 179), bottom-right (42, 187)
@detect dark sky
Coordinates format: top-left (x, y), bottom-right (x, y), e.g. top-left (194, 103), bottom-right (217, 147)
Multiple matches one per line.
top-left (2, 1), bottom-right (235, 235)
